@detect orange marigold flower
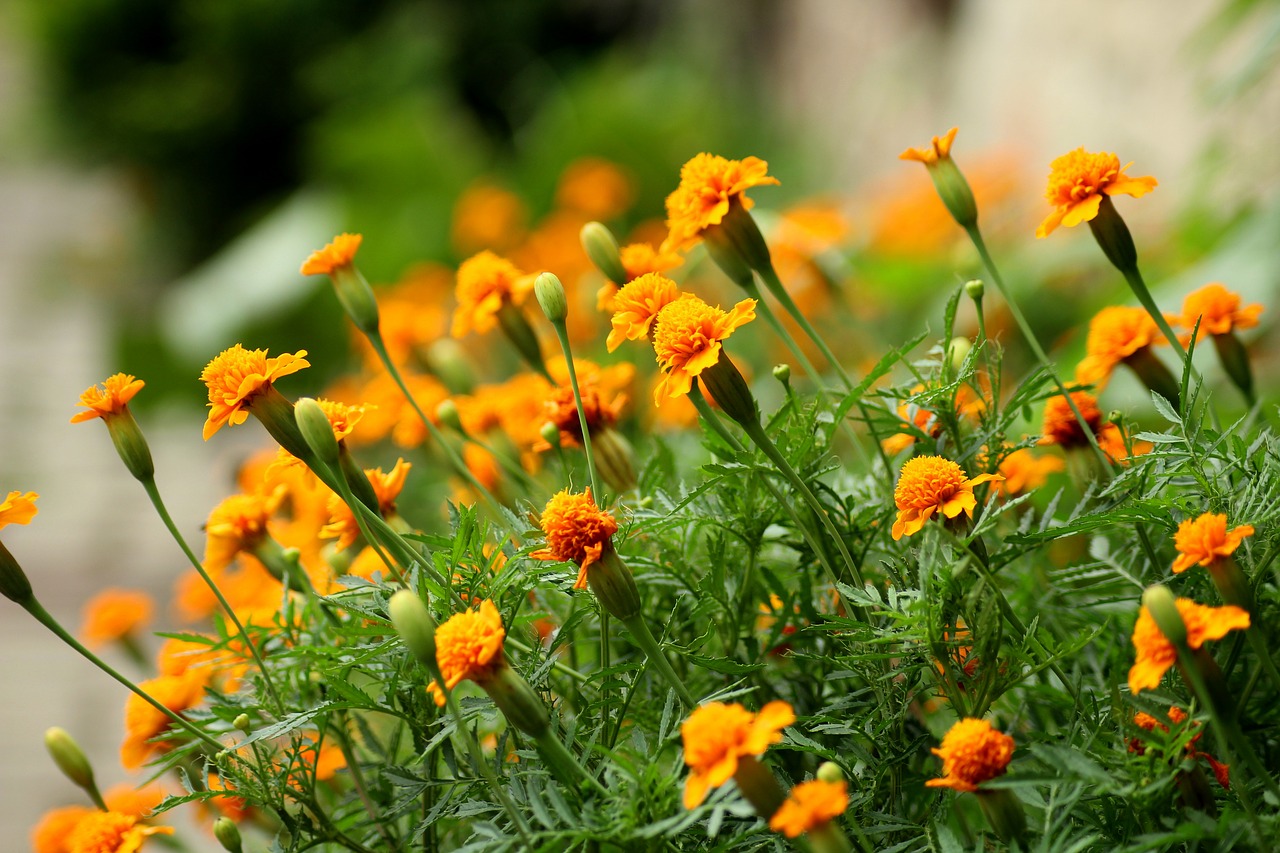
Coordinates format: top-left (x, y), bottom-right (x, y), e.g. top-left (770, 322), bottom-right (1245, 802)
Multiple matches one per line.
top-left (80, 589), bottom-right (154, 648)
top-left (32, 805), bottom-right (94, 853)
top-left (321, 458), bottom-right (411, 551)
top-left (200, 344), bottom-right (309, 440)
top-left (769, 779), bottom-right (849, 838)
top-left (0, 489), bottom-right (39, 530)
top-left (596, 243), bottom-right (685, 312)
top-left (450, 250), bottom-right (532, 338)
top-left (426, 599), bottom-right (506, 707)
top-left (1075, 306), bottom-right (1162, 387)
top-left (1097, 422), bottom-right (1151, 466)
top-left (899, 127), bottom-right (958, 166)
top-left (70, 374), bottom-right (145, 424)
top-left (651, 294), bottom-right (756, 403)
top-left (681, 700), bottom-right (795, 809)
top-left (300, 232), bottom-right (362, 276)
top-left (203, 486), bottom-right (286, 572)
top-left (1040, 391), bottom-right (1103, 449)
top-left (926, 718), bottom-right (1015, 792)
top-left (606, 272), bottom-right (684, 352)
top-left (103, 782), bottom-right (166, 819)
top-left (531, 488), bottom-right (619, 590)
top-left (451, 182), bottom-right (528, 255)
top-left (121, 671), bottom-right (207, 769)
top-left (1036, 148), bottom-right (1157, 238)
top-left (555, 157), bottom-right (635, 220)
top-left (1128, 598), bottom-right (1250, 694)
top-left (993, 447), bottom-right (1065, 497)
top-left (663, 153), bottom-right (780, 252)
top-left (536, 381), bottom-right (627, 451)
top-left (1172, 513), bottom-right (1254, 574)
top-left (1179, 283), bottom-right (1263, 337)
top-left (65, 810), bottom-right (172, 853)
top-left (1130, 707), bottom-right (1231, 788)
top-left (892, 456), bottom-right (1000, 540)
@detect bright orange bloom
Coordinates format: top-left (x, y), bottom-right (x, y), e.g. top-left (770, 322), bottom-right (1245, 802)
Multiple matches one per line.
top-left (321, 458), bottom-right (411, 551)
top-left (1179, 283), bottom-right (1263, 337)
top-left (663, 153), bottom-right (780, 252)
top-left (426, 599), bottom-right (506, 706)
top-left (300, 233), bottom-right (362, 276)
top-left (1097, 423), bottom-right (1152, 466)
top-left (0, 490), bottom-right (39, 529)
top-left (769, 779), bottom-right (849, 838)
top-left (1075, 306), bottom-right (1162, 387)
top-left (1172, 513), bottom-right (1254, 574)
top-left (121, 671), bottom-right (207, 769)
top-left (200, 345), bottom-right (310, 440)
top-left (607, 272), bottom-right (684, 352)
top-left (1036, 148), bottom-right (1157, 238)
top-left (555, 157), bottom-right (635, 220)
top-left (596, 243), bottom-right (684, 312)
top-left (451, 182), bottom-right (528, 255)
top-left (80, 589), bottom-right (154, 648)
top-left (103, 783), bottom-right (167, 819)
top-left (32, 805), bottom-right (94, 853)
top-left (450, 251), bottom-right (532, 338)
top-left (1128, 598), bottom-right (1250, 694)
top-left (1040, 391), bottom-right (1103, 449)
top-left (892, 456), bottom-right (1000, 540)
top-left (534, 361), bottom-right (633, 451)
top-left (70, 374), bottom-right (145, 424)
top-left (681, 700), bottom-right (795, 809)
top-left (65, 810), bottom-right (172, 853)
top-left (926, 718), bottom-right (1015, 792)
top-left (204, 487), bottom-right (286, 572)
top-left (899, 127), bottom-right (958, 166)
top-left (651, 294), bottom-right (756, 403)
top-left (531, 488), bottom-right (619, 589)
top-left (993, 448), bottom-right (1065, 497)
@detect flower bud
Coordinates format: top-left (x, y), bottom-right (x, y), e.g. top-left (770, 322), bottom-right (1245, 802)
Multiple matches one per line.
top-left (389, 589), bottom-right (438, 667)
top-left (331, 265), bottom-right (380, 336)
top-left (534, 272), bottom-right (569, 325)
top-left (45, 727), bottom-right (96, 791)
top-left (483, 666), bottom-right (550, 738)
top-left (580, 221), bottom-right (628, 285)
top-left (964, 279), bottom-right (985, 301)
top-left (772, 364), bottom-right (791, 385)
top-left (700, 356), bottom-right (759, 428)
top-left (590, 546), bottom-right (642, 623)
top-left (436, 399), bottom-right (465, 435)
top-left (816, 761), bottom-right (845, 784)
top-left (538, 421), bottom-right (561, 450)
top-left (928, 158), bottom-right (978, 229)
top-left (426, 339), bottom-right (475, 394)
top-left (947, 336), bottom-right (972, 371)
top-left (0, 540), bottom-right (33, 604)
top-left (1142, 584), bottom-right (1187, 648)
top-left (213, 816), bottom-right (244, 853)
top-left (233, 714), bottom-right (251, 732)
top-left (593, 427), bottom-right (637, 493)
top-left (295, 397), bottom-right (339, 468)
top-left (1107, 410), bottom-right (1124, 425)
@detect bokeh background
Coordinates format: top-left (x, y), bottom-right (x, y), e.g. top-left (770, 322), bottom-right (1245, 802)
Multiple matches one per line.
top-left (2, 0), bottom-right (1277, 845)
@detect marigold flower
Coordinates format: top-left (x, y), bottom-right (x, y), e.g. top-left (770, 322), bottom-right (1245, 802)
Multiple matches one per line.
top-left (121, 671), bottom-right (207, 769)
top-left (768, 779), bottom-right (849, 838)
top-left (531, 488), bottom-right (619, 589)
top-left (899, 127), bottom-right (958, 166)
top-left (80, 589), bottom-right (154, 648)
top-left (32, 805), bottom-right (94, 853)
top-left (0, 489), bottom-right (39, 529)
top-left (681, 700), bottom-right (795, 809)
top-left (65, 810), bottom-right (172, 853)
top-left (1075, 306), bottom-right (1162, 386)
top-left (1179, 283), bottom-right (1262, 337)
top-left (203, 487), bottom-right (286, 572)
top-left (200, 344), bottom-right (309, 440)
top-left (992, 448), bottom-right (1065, 497)
top-left (892, 456), bottom-right (1000, 540)
top-left (606, 272), bottom-right (684, 352)
top-left (1036, 148), bottom-right (1157, 239)
top-left (321, 458), bottom-right (411, 551)
top-left (595, 243), bottom-right (684, 312)
top-left (1172, 513), bottom-right (1254, 574)
top-left (70, 374), bottom-right (145, 424)
top-left (426, 599), bottom-right (506, 706)
top-left (1128, 598), bottom-right (1250, 694)
top-left (1039, 391), bottom-right (1103, 449)
top-left (450, 250), bottom-right (532, 338)
top-left (651, 294), bottom-right (756, 403)
top-left (926, 718), bottom-right (1015, 792)
top-left (663, 153), bottom-right (779, 252)
top-left (451, 183), bottom-right (528, 255)
top-left (300, 232), bottom-right (362, 276)
top-left (555, 157), bottom-right (635, 220)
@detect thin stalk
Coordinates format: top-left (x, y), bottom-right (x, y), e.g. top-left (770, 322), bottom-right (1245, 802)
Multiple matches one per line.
top-left (622, 614), bottom-right (697, 709)
top-left (548, 321), bottom-right (603, 499)
top-left (328, 715), bottom-right (401, 851)
top-left (533, 729), bottom-right (610, 796)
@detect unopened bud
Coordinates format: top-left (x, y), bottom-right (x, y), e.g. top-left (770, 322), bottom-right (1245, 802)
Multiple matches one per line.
top-left (539, 421), bottom-right (561, 449)
top-left (772, 364), bottom-right (791, 385)
top-left (534, 272), bottom-right (568, 324)
top-left (1142, 584), bottom-right (1187, 649)
top-left (213, 816), bottom-right (244, 853)
top-left (426, 339), bottom-right (475, 394)
top-left (580, 222), bottom-right (628, 285)
top-left (436, 399), bottom-right (465, 435)
top-left (389, 589), bottom-right (438, 667)
top-left (295, 397), bottom-right (339, 467)
top-left (948, 336), bottom-right (972, 371)
top-left (45, 727), bottom-right (96, 791)
top-left (964, 279), bottom-right (985, 301)
top-left (1107, 410), bottom-right (1124, 425)
top-left (816, 761), bottom-right (845, 784)
top-left (233, 714), bottom-right (251, 732)
top-left (484, 666), bottom-right (550, 738)
top-left (330, 264), bottom-right (380, 336)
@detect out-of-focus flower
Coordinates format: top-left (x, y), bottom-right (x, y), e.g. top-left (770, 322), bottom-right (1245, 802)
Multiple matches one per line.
top-left (299, 233), bottom-right (361, 276)
top-left (768, 779), bottom-right (849, 838)
top-left (1172, 513), bottom-right (1254, 574)
top-left (1178, 283), bottom-right (1262, 338)
top-left (121, 671), bottom-right (208, 769)
top-left (1128, 598), bottom-right (1249, 694)
top-left (451, 182), bottom-right (528, 255)
top-left (680, 700), bottom-right (795, 809)
top-left (926, 718), bottom-right (1014, 792)
top-left (80, 589), bottom-right (154, 649)
top-left (203, 487), bottom-right (287, 572)
top-left (1075, 306), bottom-right (1163, 387)
top-left (991, 447), bottom-right (1065, 497)
top-left (321, 459), bottom-right (411, 551)
top-left (0, 490), bottom-right (39, 529)
top-left (555, 157), bottom-right (635, 221)
top-left (450, 251), bottom-right (533, 339)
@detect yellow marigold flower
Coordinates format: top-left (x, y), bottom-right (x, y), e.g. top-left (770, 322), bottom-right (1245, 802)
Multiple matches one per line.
top-left (555, 157), bottom-right (635, 220)
top-left (892, 456), bottom-right (1000, 540)
top-left (651, 294), bottom-right (756, 403)
top-left (1172, 513), bottom-right (1254, 574)
top-left (1075, 306), bottom-right (1162, 387)
top-left (32, 805), bottom-right (94, 853)
top-left (200, 344), bottom-right (310, 440)
top-left (121, 671), bottom-right (207, 770)
top-left (80, 588), bottom-right (154, 648)
top-left (899, 127), bottom-right (958, 166)
top-left (1036, 148), bottom-right (1157, 239)
top-left (769, 779), bottom-right (849, 838)
top-left (596, 243), bottom-right (685, 312)
top-left (531, 488), bottom-right (619, 590)
top-left (299, 232), bottom-right (362, 276)
top-left (993, 448), bottom-right (1065, 497)
top-left (0, 489), bottom-right (39, 529)
top-left (681, 700), bottom-right (795, 809)
top-left (1179, 283), bottom-right (1263, 337)
top-left (70, 374), bottom-right (145, 424)
top-left (103, 782), bottom-right (166, 819)
top-left (607, 272), bottom-right (684, 352)
top-left (65, 810), bottom-right (172, 853)
top-left (1039, 391), bottom-right (1103, 450)
top-left (663, 153), bottom-right (780, 253)
top-left (926, 718), bottom-right (1015, 792)
top-left (450, 250), bottom-right (532, 338)
top-left (203, 487), bottom-right (286, 572)
top-left (1128, 598), bottom-right (1250, 694)
top-left (426, 599), bottom-right (506, 707)
top-left (321, 459), bottom-right (411, 551)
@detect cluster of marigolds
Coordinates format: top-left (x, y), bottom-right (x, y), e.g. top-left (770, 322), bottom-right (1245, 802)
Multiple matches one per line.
top-left (0, 125), bottom-right (1268, 852)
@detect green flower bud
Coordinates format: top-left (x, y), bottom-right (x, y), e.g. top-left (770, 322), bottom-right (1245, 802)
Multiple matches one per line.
top-left (295, 397), bottom-right (339, 467)
top-left (816, 761), bottom-right (845, 784)
top-left (436, 399), bottom-right (465, 434)
top-left (45, 727), bottom-right (96, 791)
top-left (1142, 584), bottom-right (1187, 648)
top-left (233, 714), bottom-right (251, 732)
top-left (964, 279), bottom-right (985, 301)
top-left (214, 816), bottom-right (244, 853)
top-left (772, 363), bottom-right (791, 385)
top-left (535, 272), bottom-right (569, 324)
top-left (389, 589), bottom-right (438, 667)
top-left (0, 540), bottom-right (33, 604)
top-left (580, 222), bottom-right (628, 285)
top-left (539, 421), bottom-right (561, 449)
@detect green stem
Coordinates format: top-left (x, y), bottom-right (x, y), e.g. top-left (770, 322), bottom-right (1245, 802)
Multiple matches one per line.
top-left (1119, 267), bottom-right (1189, 362)
top-left (548, 321), bottom-right (604, 500)
top-left (328, 714), bottom-right (402, 851)
top-left (622, 614), bottom-right (697, 709)
top-left (533, 728), bottom-right (610, 796)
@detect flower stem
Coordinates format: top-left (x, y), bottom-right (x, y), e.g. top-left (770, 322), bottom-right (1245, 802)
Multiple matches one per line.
top-left (621, 614), bottom-right (697, 709)
top-left (547, 320), bottom-right (604, 500)
top-left (533, 728), bottom-right (610, 796)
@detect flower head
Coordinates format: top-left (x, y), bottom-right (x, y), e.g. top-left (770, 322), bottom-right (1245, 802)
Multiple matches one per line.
top-left (1129, 598), bottom-right (1250, 693)
top-left (1179, 283), bottom-right (1263, 337)
top-left (1172, 513), bottom-right (1254, 574)
top-left (32, 805), bottom-right (94, 853)
top-left (899, 127), bottom-right (958, 166)
top-left (121, 671), bottom-right (207, 769)
top-left (607, 272), bottom-right (684, 352)
top-left (681, 700), bottom-right (795, 809)
top-left (1040, 391), bottom-right (1103, 449)
top-left (992, 447), bottom-right (1065, 497)
top-left (664, 153), bottom-right (779, 252)
top-left (555, 157), bottom-right (635, 220)
top-left (651, 294), bottom-right (756, 403)
top-left (892, 456), bottom-right (1000, 540)
top-left (596, 243), bottom-right (685, 312)
top-left (537, 382), bottom-right (627, 450)
top-left (80, 589), bottom-right (154, 648)
top-left (203, 487), bottom-right (286, 572)
top-left (1075, 306), bottom-right (1162, 387)
top-left (450, 251), bottom-right (532, 338)
top-left (1036, 148), bottom-right (1157, 238)
top-left (427, 599), bottom-right (506, 706)
top-left (531, 488), bottom-right (619, 589)
top-left (926, 718), bottom-right (1015, 792)
top-left (70, 374), bottom-right (145, 424)
top-left (200, 345), bottom-right (309, 440)
top-left (300, 233), bottom-right (362, 276)
top-left (321, 458), bottom-right (411, 550)
top-left (65, 809), bottom-right (172, 853)
top-left (0, 490), bottom-right (39, 530)
top-left (769, 779), bottom-right (849, 838)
